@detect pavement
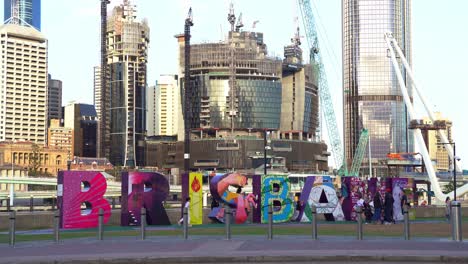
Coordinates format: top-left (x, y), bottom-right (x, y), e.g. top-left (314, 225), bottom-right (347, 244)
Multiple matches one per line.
top-left (0, 234), bottom-right (468, 264)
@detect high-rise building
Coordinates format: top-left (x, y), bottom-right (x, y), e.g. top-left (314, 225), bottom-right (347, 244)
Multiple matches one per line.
top-left (4, 0), bottom-right (41, 31)
top-left (147, 75), bottom-right (180, 137)
top-left (64, 103), bottom-right (98, 158)
top-left (47, 74), bottom-right (62, 123)
top-left (103, 1), bottom-right (149, 167)
top-left (93, 66), bottom-right (102, 122)
top-left (423, 112), bottom-right (453, 172)
top-left (0, 24), bottom-right (48, 145)
top-left (47, 118), bottom-right (73, 160)
top-left (280, 30), bottom-right (319, 141)
top-left (342, 0), bottom-right (412, 175)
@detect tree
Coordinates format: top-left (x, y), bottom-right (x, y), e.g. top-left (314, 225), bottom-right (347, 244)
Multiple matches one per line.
top-left (28, 143), bottom-right (41, 177)
top-left (443, 179), bottom-right (463, 194)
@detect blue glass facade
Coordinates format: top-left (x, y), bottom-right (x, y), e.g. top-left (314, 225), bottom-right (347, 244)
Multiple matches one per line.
top-left (4, 0), bottom-right (41, 30)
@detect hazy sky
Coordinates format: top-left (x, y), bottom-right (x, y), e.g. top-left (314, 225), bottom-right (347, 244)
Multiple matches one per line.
top-left (2, 0), bottom-right (467, 169)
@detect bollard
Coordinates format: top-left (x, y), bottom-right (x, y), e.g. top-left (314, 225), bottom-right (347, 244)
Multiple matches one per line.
top-left (268, 204), bottom-right (273, 240)
top-left (403, 205), bottom-right (410, 240)
top-left (183, 206), bottom-right (188, 240)
top-left (311, 205), bottom-right (317, 240)
top-left (225, 205), bottom-right (231, 240)
top-left (112, 197), bottom-right (116, 209)
top-left (6, 197), bottom-right (11, 212)
top-left (29, 196), bottom-right (34, 212)
top-left (54, 210), bottom-right (60, 243)
top-left (98, 208), bottom-right (104, 240)
top-left (9, 210), bottom-right (16, 246)
top-left (356, 206), bottom-right (363, 240)
top-left (451, 201), bottom-right (463, 242)
top-left (140, 207), bottom-right (146, 240)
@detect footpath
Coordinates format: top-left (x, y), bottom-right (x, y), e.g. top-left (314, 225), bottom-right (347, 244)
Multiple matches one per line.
top-left (0, 235), bottom-right (467, 264)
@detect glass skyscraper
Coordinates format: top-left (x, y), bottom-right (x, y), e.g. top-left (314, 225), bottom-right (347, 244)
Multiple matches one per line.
top-left (342, 0), bottom-right (413, 175)
top-left (4, 0), bottom-right (41, 30)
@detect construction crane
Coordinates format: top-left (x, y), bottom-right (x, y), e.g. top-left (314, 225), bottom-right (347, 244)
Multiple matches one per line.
top-left (297, 0), bottom-right (343, 169)
top-left (338, 129), bottom-right (369, 177)
top-left (385, 32), bottom-right (467, 202)
top-left (236, 13), bottom-right (244, 32)
top-left (183, 7), bottom-right (194, 173)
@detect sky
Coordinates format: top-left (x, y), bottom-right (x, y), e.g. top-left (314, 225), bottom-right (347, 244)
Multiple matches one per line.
top-left (2, 0), bottom-right (467, 169)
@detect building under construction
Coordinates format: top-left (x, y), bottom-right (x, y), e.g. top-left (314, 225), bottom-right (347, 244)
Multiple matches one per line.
top-left (102, 1), bottom-right (149, 167)
top-left (161, 9), bottom-right (328, 172)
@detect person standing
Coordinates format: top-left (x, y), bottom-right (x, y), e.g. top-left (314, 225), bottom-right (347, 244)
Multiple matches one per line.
top-left (384, 188), bottom-right (394, 224)
top-left (178, 197), bottom-right (191, 226)
top-left (373, 191), bottom-right (383, 224)
top-left (445, 197), bottom-right (451, 221)
top-left (400, 190), bottom-right (408, 214)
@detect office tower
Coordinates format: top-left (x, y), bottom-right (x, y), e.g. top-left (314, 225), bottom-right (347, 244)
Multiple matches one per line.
top-left (104, 1), bottom-right (149, 167)
top-left (47, 119), bottom-right (73, 160)
top-left (0, 24), bottom-right (47, 144)
top-left (147, 75), bottom-right (180, 137)
top-left (64, 103), bottom-right (98, 158)
top-left (47, 74), bottom-right (62, 123)
top-left (342, 0), bottom-right (412, 175)
top-left (93, 66), bottom-right (102, 122)
top-left (4, 0), bottom-right (41, 31)
top-left (423, 112), bottom-right (453, 172)
top-left (281, 29), bottom-right (319, 141)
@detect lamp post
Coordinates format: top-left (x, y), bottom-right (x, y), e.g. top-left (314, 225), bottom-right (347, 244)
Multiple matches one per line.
top-left (264, 130), bottom-right (271, 175)
top-left (438, 142), bottom-right (457, 201)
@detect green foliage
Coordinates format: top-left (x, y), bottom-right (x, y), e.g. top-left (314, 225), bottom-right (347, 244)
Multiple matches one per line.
top-left (28, 143), bottom-right (41, 177)
top-left (443, 180), bottom-right (463, 194)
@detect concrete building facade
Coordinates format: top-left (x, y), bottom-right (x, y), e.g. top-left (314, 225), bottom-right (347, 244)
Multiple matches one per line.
top-left (423, 112), bottom-right (453, 172)
top-left (0, 141), bottom-right (68, 176)
top-left (93, 66), bottom-right (101, 123)
top-left (0, 24), bottom-right (48, 145)
top-left (147, 75), bottom-right (180, 137)
top-left (280, 31), bottom-right (319, 141)
top-left (47, 119), bottom-right (73, 161)
top-left (105, 2), bottom-right (149, 167)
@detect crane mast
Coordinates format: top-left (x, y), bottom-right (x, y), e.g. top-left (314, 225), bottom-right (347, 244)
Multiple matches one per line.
top-left (183, 8), bottom-right (194, 173)
top-left (297, 0), bottom-right (343, 169)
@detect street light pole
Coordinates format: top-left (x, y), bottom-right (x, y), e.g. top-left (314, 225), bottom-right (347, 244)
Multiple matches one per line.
top-left (438, 142), bottom-right (457, 201)
top-left (453, 143), bottom-right (456, 201)
top-left (264, 130), bottom-right (267, 176)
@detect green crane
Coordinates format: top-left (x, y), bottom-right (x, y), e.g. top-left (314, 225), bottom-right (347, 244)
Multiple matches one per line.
top-left (297, 0), bottom-right (343, 169)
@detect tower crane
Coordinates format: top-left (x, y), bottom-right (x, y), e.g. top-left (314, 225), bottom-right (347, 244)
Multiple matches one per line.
top-left (385, 32), bottom-right (467, 202)
top-left (297, 0), bottom-right (343, 169)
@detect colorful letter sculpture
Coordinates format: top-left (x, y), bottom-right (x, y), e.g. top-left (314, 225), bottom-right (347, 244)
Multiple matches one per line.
top-left (121, 171), bottom-right (170, 226)
top-left (189, 172), bottom-right (203, 225)
top-left (57, 171), bottom-right (111, 229)
top-left (296, 176), bottom-right (344, 222)
top-left (261, 175), bottom-right (293, 223)
top-left (209, 172), bottom-right (258, 224)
